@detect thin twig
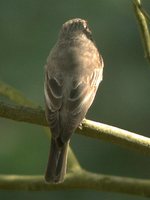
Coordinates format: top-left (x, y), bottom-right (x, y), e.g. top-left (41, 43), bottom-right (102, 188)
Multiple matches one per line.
top-left (133, 0), bottom-right (150, 62)
top-left (134, 0), bottom-right (150, 22)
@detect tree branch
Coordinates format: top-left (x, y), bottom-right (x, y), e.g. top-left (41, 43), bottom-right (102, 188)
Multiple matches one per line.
top-left (0, 101), bottom-right (150, 155)
top-left (0, 81), bottom-right (35, 107)
top-left (0, 171), bottom-right (150, 197)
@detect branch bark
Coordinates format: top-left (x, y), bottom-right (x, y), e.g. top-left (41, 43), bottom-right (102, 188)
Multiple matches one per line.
top-left (0, 101), bottom-right (150, 155)
top-left (0, 171), bottom-right (150, 197)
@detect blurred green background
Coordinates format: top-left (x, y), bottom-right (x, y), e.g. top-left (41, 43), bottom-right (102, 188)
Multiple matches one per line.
top-left (0, 0), bottom-right (150, 199)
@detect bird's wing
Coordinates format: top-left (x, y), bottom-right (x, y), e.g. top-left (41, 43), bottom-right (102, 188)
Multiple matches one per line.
top-left (68, 68), bottom-right (103, 115)
top-left (45, 66), bottom-right (103, 143)
top-left (61, 67), bottom-right (103, 142)
top-left (44, 71), bottom-right (63, 112)
top-left (44, 71), bottom-right (63, 139)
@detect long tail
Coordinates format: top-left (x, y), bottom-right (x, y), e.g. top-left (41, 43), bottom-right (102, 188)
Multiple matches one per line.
top-left (45, 138), bottom-right (69, 183)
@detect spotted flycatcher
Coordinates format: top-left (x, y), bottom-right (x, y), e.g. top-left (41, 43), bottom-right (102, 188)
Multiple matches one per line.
top-left (44, 18), bottom-right (104, 183)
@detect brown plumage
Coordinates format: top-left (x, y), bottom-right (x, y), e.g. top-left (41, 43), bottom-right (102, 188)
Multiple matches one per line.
top-left (44, 18), bottom-right (104, 183)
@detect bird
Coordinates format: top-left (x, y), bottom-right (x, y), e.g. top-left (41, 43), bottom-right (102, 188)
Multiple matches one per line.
top-left (44, 18), bottom-right (104, 183)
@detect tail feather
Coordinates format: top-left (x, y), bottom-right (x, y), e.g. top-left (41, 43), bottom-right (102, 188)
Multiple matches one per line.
top-left (45, 138), bottom-right (69, 183)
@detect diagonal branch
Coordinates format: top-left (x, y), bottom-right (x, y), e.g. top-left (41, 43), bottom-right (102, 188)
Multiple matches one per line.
top-left (0, 101), bottom-right (150, 155)
top-left (0, 171), bottom-right (150, 197)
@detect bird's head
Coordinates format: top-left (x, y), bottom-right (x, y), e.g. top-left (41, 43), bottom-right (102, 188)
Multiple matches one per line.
top-left (59, 18), bottom-right (93, 41)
